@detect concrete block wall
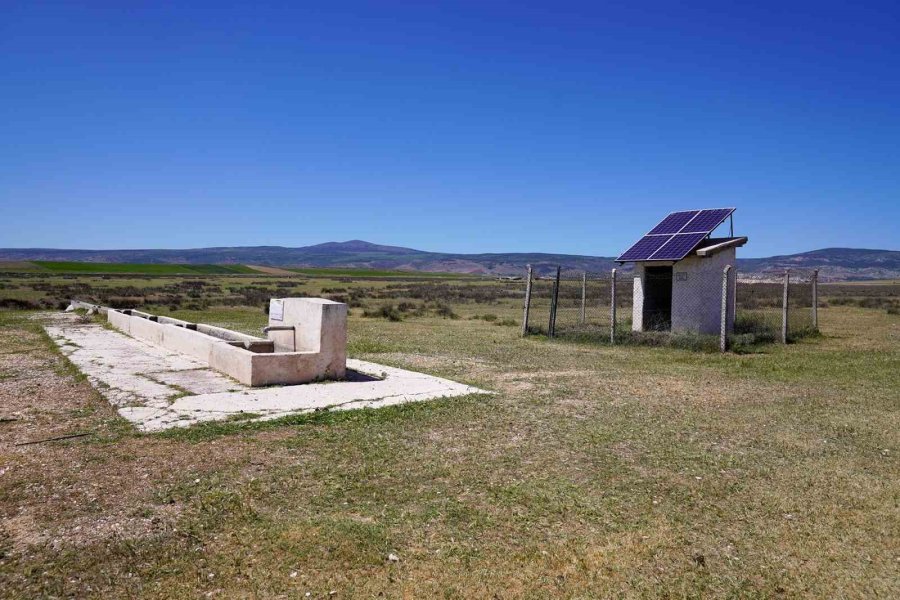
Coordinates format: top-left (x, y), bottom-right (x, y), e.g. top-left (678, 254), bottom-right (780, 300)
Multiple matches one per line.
top-left (630, 249), bottom-right (736, 336)
top-left (671, 249), bottom-right (735, 335)
top-left (631, 265), bottom-right (646, 332)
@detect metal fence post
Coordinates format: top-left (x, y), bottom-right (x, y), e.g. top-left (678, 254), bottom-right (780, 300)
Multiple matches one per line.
top-left (720, 265), bottom-right (731, 352)
top-left (781, 270), bottom-right (790, 344)
top-left (610, 268), bottom-right (617, 344)
top-left (580, 272), bottom-right (586, 324)
top-left (548, 266), bottom-right (561, 337)
top-left (521, 265), bottom-right (533, 337)
top-left (811, 269), bottom-right (818, 331)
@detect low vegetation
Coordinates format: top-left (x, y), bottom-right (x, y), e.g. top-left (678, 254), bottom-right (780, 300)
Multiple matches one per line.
top-left (1, 279), bottom-right (898, 597)
top-left (32, 261), bottom-right (259, 275)
top-left (1, 262), bottom-right (899, 598)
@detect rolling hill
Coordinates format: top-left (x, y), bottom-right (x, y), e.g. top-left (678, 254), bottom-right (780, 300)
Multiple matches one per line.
top-left (0, 242), bottom-right (897, 281)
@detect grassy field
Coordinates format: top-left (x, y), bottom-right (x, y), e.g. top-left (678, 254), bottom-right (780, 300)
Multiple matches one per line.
top-left (0, 272), bottom-right (898, 597)
top-left (0, 260), bottom-right (473, 278)
top-left (286, 266), bottom-right (477, 278)
top-left (30, 261), bottom-right (261, 275)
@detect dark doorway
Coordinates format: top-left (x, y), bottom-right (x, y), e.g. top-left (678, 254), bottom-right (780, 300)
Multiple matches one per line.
top-left (642, 266), bottom-right (673, 331)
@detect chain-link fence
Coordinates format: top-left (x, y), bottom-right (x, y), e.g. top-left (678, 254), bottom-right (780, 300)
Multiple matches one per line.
top-left (523, 269), bottom-right (632, 341)
top-left (522, 265), bottom-right (819, 351)
top-left (733, 269), bottom-right (818, 344)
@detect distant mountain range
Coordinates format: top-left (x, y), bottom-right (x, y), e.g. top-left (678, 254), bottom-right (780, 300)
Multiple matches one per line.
top-left (0, 241), bottom-right (897, 281)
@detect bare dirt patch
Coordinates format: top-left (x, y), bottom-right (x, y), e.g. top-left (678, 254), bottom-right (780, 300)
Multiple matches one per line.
top-left (0, 314), bottom-right (288, 580)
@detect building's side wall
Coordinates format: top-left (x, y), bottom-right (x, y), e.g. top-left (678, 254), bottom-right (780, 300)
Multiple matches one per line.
top-left (631, 264), bottom-right (646, 332)
top-left (671, 249), bottom-right (736, 335)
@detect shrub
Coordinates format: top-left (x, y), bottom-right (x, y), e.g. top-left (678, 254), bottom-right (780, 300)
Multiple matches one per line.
top-left (363, 304), bottom-right (403, 322)
top-left (432, 302), bottom-right (460, 319)
top-left (0, 298), bottom-right (40, 310)
top-left (471, 313), bottom-right (498, 322)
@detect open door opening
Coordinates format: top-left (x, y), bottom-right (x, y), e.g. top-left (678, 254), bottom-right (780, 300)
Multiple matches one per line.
top-left (642, 266), bottom-right (673, 331)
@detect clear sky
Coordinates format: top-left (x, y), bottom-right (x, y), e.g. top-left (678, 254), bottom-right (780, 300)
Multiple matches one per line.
top-left (2, 1), bottom-right (898, 257)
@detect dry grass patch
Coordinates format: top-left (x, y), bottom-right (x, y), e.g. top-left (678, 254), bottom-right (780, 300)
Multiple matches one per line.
top-left (0, 304), bottom-right (897, 597)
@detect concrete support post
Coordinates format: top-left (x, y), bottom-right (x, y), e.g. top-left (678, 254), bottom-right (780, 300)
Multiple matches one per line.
top-left (731, 266), bottom-right (738, 327)
top-left (580, 272), bottom-right (587, 324)
top-left (548, 266), bottom-right (561, 338)
top-left (720, 265), bottom-right (731, 353)
top-left (811, 269), bottom-right (818, 331)
top-left (782, 270), bottom-right (790, 344)
top-left (521, 265), bottom-right (533, 337)
top-left (610, 268), bottom-right (617, 344)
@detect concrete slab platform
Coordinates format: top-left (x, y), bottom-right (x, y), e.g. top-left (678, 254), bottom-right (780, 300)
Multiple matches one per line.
top-left (43, 314), bottom-right (488, 432)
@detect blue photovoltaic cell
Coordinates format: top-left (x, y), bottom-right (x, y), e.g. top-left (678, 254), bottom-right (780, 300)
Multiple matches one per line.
top-left (617, 207), bottom-right (735, 262)
top-left (647, 210), bottom-right (700, 235)
top-left (680, 208), bottom-right (733, 233)
top-left (617, 234), bottom-right (672, 261)
top-left (648, 232), bottom-right (708, 260)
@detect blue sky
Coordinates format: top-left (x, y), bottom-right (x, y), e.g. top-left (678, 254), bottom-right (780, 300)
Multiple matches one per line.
top-left (1, 1), bottom-right (898, 257)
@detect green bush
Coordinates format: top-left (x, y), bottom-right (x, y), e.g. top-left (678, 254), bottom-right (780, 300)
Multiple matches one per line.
top-left (432, 302), bottom-right (460, 319)
top-left (362, 304), bottom-right (404, 322)
top-left (470, 313), bottom-right (498, 322)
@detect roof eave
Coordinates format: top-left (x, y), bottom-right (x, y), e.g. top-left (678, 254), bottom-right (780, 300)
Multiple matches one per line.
top-left (695, 236), bottom-right (748, 257)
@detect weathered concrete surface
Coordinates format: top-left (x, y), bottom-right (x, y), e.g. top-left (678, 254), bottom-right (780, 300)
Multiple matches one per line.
top-left (44, 314), bottom-right (488, 432)
top-left (107, 297), bottom-right (348, 386)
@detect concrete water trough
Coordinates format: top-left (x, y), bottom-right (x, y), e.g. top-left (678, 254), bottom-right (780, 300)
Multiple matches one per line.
top-left (106, 298), bottom-right (346, 386)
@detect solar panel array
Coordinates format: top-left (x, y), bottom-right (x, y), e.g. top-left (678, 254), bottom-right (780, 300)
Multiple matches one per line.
top-left (617, 208), bottom-right (735, 262)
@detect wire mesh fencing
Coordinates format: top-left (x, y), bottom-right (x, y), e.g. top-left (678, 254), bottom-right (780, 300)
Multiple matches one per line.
top-left (523, 269), bottom-right (622, 341)
top-left (733, 269), bottom-right (819, 344)
top-left (522, 265), bottom-right (819, 351)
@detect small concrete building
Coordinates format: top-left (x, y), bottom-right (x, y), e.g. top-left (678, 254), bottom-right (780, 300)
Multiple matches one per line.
top-left (616, 209), bottom-right (747, 335)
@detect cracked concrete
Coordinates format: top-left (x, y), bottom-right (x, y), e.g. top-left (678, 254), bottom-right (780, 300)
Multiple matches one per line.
top-left (43, 314), bottom-right (489, 432)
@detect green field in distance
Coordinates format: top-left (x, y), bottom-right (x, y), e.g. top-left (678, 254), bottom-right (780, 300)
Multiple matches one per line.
top-left (30, 261), bottom-right (260, 275)
top-left (286, 266), bottom-right (478, 278)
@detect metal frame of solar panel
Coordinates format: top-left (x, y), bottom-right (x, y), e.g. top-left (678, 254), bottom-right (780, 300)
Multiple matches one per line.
top-left (616, 208), bottom-right (735, 262)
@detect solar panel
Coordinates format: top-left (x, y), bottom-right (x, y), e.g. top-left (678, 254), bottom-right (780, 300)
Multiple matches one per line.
top-left (616, 207), bottom-right (735, 262)
top-left (680, 208), bottom-right (733, 233)
top-left (617, 234), bottom-right (671, 261)
top-left (648, 210), bottom-right (699, 235)
top-left (649, 232), bottom-right (708, 260)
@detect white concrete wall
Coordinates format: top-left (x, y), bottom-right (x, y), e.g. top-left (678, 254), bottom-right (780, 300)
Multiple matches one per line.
top-left (108, 310), bottom-right (220, 363)
top-left (159, 324), bottom-right (218, 363)
top-left (631, 264), bottom-right (646, 332)
top-left (268, 298), bottom-right (347, 379)
top-left (128, 316), bottom-right (165, 346)
top-left (106, 298), bottom-right (348, 387)
top-left (209, 343), bottom-right (254, 386)
top-left (671, 248), bottom-right (735, 335)
top-left (107, 309), bottom-right (131, 334)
